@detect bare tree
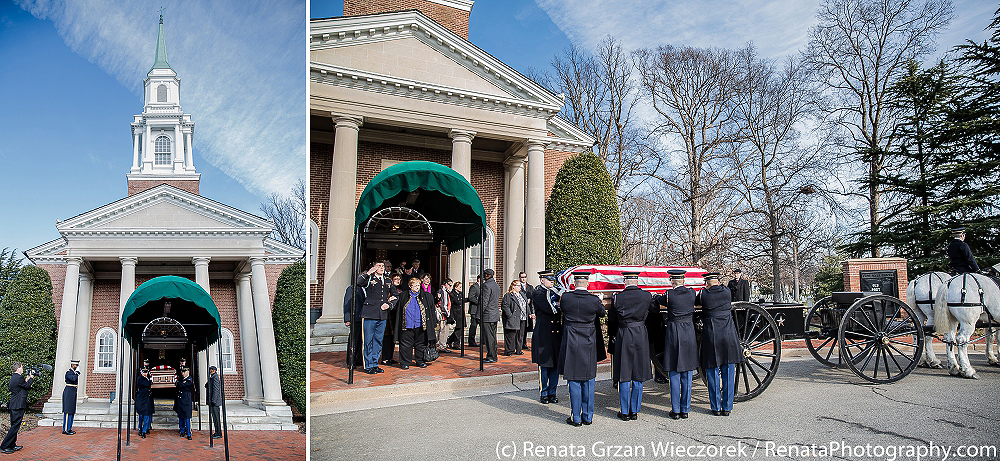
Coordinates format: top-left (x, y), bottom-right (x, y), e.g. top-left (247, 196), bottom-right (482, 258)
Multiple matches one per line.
top-left (804, 0), bottom-right (953, 257)
top-left (636, 44), bottom-right (748, 266)
top-left (260, 179), bottom-right (306, 250)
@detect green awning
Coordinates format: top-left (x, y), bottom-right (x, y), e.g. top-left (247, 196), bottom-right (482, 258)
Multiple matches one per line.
top-left (355, 161), bottom-right (488, 251)
top-left (121, 275), bottom-right (221, 349)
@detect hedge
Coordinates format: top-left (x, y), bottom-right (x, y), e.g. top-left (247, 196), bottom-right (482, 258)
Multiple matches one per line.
top-left (0, 266), bottom-right (57, 408)
top-left (545, 151), bottom-right (622, 271)
top-left (272, 261), bottom-right (306, 416)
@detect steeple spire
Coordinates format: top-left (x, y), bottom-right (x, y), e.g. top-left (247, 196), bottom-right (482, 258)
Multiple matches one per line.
top-left (151, 10), bottom-right (171, 71)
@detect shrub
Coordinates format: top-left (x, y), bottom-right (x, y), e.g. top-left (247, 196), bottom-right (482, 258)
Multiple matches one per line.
top-left (0, 266), bottom-right (57, 408)
top-left (272, 261), bottom-right (306, 416)
top-left (545, 151), bottom-right (622, 270)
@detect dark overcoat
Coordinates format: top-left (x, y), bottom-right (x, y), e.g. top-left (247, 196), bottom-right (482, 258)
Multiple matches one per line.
top-left (947, 239), bottom-right (980, 274)
top-left (206, 372), bottom-right (223, 406)
top-left (697, 285), bottom-right (744, 369)
top-left (531, 287), bottom-right (562, 368)
top-left (449, 289), bottom-right (466, 328)
top-left (135, 375), bottom-right (154, 416)
top-left (501, 292), bottom-right (527, 331)
top-left (607, 286), bottom-right (654, 383)
top-left (659, 286), bottom-right (699, 372)
top-left (467, 283), bottom-right (481, 320)
top-left (480, 279), bottom-right (502, 323)
top-left (393, 289), bottom-right (437, 338)
top-left (557, 290), bottom-right (606, 381)
top-left (7, 373), bottom-right (32, 411)
top-left (357, 273), bottom-right (395, 320)
top-left (62, 369), bottom-right (79, 414)
top-left (174, 376), bottom-right (194, 419)
top-left (727, 278), bottom-right (751, 302)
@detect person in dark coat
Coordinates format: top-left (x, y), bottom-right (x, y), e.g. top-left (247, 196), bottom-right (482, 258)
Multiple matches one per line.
top-left (657, 269), bottom-right (698, 420)
top-left (136, 367), bottom-right (154, 438)
top-left (697, 273), bottom-right (743, 416)
top-left (727, 269), bottom-right (751, 302)
top-left (380, 273), bottom-right (403, 365)
top-left (393, 276), bottom-right (437, 369)
top-left (343, 284), bottom-right (365, 367)
top-left (519, 272), bottom-right (535, 350)
top-left (357, 261), bottom-right (397, 374)
top-left (480, 269), bottom-right (502, 363)
top-left (947, 227), bottom-right (980, 274)
top-left (531, 270), bottom-right (562, 404)
top-left (61, 359), bottom-right (80, 435)
top-left (1, 363), bottom-right (34, 453)
top-left (206, 365), bottom-right (223, 438)
top-left (558, 272), bottom-right (606, 426)
top-left (607, 272), bottom-right (655, 421)
top-left (175, 367), bottom-right (194, 440)
top-left (447, 281), bottom-right (466, 349)
top-left (501, 280), bottom-right (529, 355)
top-left (467, 276), bottom-right (482, 347)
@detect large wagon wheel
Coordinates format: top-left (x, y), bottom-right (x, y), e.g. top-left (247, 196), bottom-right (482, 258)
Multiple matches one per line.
top-left (732, 302), bottom-right (781, 402)
top-left (838, 295), bottom-right (925, 384)
top-left (805, 296), bottom-right (845, 367)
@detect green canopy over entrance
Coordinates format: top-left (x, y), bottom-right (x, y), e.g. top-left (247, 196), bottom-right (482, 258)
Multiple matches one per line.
top-left (355, 161), bottom-right (488, 251)
top-left (121, 275), bottom-right (221, 349)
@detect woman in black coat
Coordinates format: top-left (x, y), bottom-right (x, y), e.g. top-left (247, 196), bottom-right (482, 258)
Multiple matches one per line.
top-left (501, 281), bottom-right (528, 355)
top-left (447, 282), bottom-right (466, 348)
top-left (174, 368), bottom-right (194, 439)
top-left (380, 273), bottom-right (404, 365)
top-left (136, 368), bottom-right (154, 437)
top-left (697, 274), bottom-right (743, 416)
top-left (393, 276), bottom-right (437, 369)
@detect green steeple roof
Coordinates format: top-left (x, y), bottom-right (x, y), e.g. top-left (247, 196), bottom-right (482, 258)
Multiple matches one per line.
top-left (151, 14), bottom-right (171, 71)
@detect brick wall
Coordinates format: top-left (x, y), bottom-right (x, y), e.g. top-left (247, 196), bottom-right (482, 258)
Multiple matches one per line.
top-left (210, 279), bottom-right (244, 397)
top-left (343, 0), bottom-right (471, 39)
top-left (842, 258), bottom-right (909, 303)
top-left (127, 179), bottom-right (199, 196)
top-left (39, 265), bottom-right (66, 324)
top-left (310, 142), bottom-right (333, 315)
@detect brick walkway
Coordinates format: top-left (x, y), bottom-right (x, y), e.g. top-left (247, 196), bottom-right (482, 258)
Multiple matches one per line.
top-left (7, 427), bottom-right (304, 460)
top-left (311, 339), bottom-right (614, 392)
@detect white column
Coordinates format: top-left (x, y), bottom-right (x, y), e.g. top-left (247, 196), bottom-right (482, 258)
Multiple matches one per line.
top-left (525, 140), bottom-right (548, 286)
top-left (250, 257), bottom-right (283, 406)
top-left (173, 127), bottom-right (184, 173)
top-left (73, 273), bottom-right (94, 400)
top-left (131, 129), bottom-right (141, 172)
top-left (448, 129), bottom-right (475, 285)
top-left (114, 257), bottom-right (137, 405)
top-left (143, 125), bottom-right (152, 169)
top-left (51, 256), bottom-right (83, 403)
top-left (504, 156), bottom-right (526, 286)
top-left (184, 129), bottom-right (194, 169)
top-left (236, 273), bottom-right (263, 405)
top-left (193, 257), bottom-right (212, 406)
top-left (448, 129), bottom-right (475, 180)
top-left (320, 115), bottom-right (362, 323)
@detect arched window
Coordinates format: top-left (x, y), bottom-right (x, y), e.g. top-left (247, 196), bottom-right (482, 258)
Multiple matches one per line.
top-left (468, 226), bottom-right (495, 283)
top-left (154, 135), bottom-right (171, 165)
top-left (94, 328), bottom-right (116, 373)
top-left (157, 84), bottom-right (167, 102)
top-left (220, 328), bottom-right (236, 373)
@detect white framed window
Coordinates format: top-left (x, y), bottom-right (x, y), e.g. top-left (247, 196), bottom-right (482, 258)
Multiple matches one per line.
top-left (94, 327), bottom-right (116, 373)
top-left (154, 135), bottom-right (171, 165)
top-left (157, 84), bottom-right (167, 102)
top-left (308, 219), bottom-right (319, 285)
top-left (220, 328), bottom-right (236, 373)
top-left (468, 226), bottom-right (495, 283)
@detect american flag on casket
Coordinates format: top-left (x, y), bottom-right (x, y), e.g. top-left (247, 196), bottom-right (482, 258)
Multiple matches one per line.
top-left (557, 265), bottom-right (707, 294)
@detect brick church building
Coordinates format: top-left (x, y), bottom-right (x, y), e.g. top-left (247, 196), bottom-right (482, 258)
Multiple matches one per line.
top-left (309, 0), bottom-right (594, 345)
top-left (26, 16), bottom-right (301, 430)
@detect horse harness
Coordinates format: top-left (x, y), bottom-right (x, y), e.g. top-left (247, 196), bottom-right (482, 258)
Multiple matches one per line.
top-left (914, 272), bottom-right (947, 309)
top-left (946, 273), bottom-right (998, 327)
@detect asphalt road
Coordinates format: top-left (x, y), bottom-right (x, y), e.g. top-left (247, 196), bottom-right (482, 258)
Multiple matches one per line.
top-left (311, 353), bottom-right (1000, 460)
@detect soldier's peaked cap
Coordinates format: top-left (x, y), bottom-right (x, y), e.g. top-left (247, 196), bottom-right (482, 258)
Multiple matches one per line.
top-left (622, 271), bottom-right (641, 278)
top-left (953, 226), bottom-right (966, 234)
top-left (538, 269), bottom-right (555, 277)
top-left (571, 271), bottom-right (590, 279)
top-left (70, 360), bottom-right (80, 364)
top-left (703, 272), bottom-right (721, 280)
top-left (667, 269), bottom-right (687, 279)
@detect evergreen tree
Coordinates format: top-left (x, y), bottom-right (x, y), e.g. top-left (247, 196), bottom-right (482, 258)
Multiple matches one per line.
top-left (0, 248), bottom-right (23, 304)
top-left (0, 266), bottom-right (57, 408)
top-left (545, 151), bottom-right (622, 270)
top-left (272, 261), bottom-right (306, 416)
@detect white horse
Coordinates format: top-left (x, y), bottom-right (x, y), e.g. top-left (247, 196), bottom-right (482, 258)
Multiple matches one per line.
top-left (905, 271), bottom-right (950, 368)
top-left (933, 272), bottom-right (1000, 378)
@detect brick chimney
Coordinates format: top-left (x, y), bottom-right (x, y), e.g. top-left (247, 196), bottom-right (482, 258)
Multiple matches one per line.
top-left (343, 0), bottom-right (473, 39)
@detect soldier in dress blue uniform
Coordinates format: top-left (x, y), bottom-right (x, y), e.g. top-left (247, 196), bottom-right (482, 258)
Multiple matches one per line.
top-left (557, 271), bottom-right (606, 427)
top-left (531, 269), bottom-right (562, 404)
top-left (607, 272), bottom-right (655, 421)
top-left (947, 227), bottom-right (980, 274)
top-left (697, 273), bottom-right (743, 416)
top-left (656, 269), bottom-right (698, 420)
top-left (136, 367), bottom-right (154, 438)
top-left (356, 261), bottom-right (397, 374)
top-left (174, 367), bottom-right (194, 440)
top-left (61, 359), bottom-right (80, 435)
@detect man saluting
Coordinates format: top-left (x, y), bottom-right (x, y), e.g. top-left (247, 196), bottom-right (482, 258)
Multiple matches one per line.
top-left (558, 271), bottom-right (606, 427)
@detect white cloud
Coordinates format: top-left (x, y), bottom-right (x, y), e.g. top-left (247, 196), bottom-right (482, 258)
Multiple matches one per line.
top-left (14, 0), bottom-right (305, 196)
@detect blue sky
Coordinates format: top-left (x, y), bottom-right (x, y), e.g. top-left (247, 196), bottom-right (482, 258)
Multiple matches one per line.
top-left (0, 0), bottom-right (305, 258)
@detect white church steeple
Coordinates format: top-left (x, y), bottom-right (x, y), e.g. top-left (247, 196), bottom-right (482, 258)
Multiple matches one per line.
top-left (127, 13), bottom-right (200, 196)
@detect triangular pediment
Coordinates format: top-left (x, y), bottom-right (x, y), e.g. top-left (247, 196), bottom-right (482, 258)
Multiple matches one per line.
top-left (310, 10), bottom-right (563, 113)
top-left (57, 184), bottom-right (272, 234)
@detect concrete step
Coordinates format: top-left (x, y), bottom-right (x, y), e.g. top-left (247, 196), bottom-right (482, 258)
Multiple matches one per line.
top-left (37, 418), bottom-right (298, 431)
top-left (311, 343), bottom-right (347, 353)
